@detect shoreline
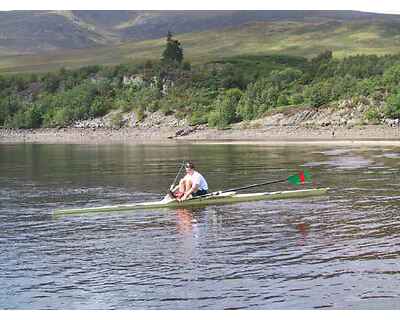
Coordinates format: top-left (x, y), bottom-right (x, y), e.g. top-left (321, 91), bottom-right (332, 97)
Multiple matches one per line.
top-left (1, 125), bottom-right (400, 146)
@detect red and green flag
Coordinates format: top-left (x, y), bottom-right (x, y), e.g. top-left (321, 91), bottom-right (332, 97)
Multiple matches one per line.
top-left (287, 170), bottom-right (312, 185)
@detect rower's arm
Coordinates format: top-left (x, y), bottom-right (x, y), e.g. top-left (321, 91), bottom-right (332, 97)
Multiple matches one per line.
top-left (192, 183), bottom-right (199, 192)
top-left (184, 183), bottom-right (199, 198)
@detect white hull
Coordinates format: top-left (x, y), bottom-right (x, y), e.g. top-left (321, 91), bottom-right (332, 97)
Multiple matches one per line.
top-left (54, 188), bottom-right (329, 215)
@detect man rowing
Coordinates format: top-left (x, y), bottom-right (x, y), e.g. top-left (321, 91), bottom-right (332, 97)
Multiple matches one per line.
top-left (169, 162), bottom-right (208, 202)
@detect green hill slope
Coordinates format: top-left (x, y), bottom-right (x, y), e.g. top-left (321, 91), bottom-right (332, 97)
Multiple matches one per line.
top-left (1, 18), bottom-right (400, 73)
top-left (0, 10), bottom-right (389, 56)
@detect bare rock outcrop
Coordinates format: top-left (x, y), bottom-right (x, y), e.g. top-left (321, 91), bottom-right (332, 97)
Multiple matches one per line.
top-left (241, 98), bottom-right (388, 129)
top-left (72, 110), bottom-right (187, 129)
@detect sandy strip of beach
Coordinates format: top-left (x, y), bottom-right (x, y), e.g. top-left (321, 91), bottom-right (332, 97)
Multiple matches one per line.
top-left (1, 125), bottom-right (400, 146)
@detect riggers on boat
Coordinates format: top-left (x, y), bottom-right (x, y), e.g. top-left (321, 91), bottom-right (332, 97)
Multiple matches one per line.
top-left (53, 187), bottom-right (329, 215)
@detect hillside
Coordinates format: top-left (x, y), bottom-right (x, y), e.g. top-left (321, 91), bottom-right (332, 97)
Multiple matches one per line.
top-left (2, 16), bottom-right (400, 74)
top-left (1, 10), bottom-right (391, 56)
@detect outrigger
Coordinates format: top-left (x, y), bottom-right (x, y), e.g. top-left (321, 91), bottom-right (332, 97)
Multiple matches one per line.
top-left (53, 170), bottom-right (329, 215)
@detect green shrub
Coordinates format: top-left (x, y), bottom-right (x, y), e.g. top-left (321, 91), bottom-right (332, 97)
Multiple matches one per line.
top-left (207, 110), bottom-right (220, 128)
top-left (0, 96), bottom-right (23, 126)
top-left (114, 98), bottom-right (133, 112)
top-left (130, 87), bottom-right (160, 112)
top-left (364, 106), bottom-right (381, 123)
top-left (220, 65), bottom-right (247, 90)
top-left (89, 97), bottom-right (110, 117)
top-left (356, 78), bottom-right (380, 97)
top-left (182, 61), bottom-right (191, 71)
top-left (42, 72), bottom-right (61, 93)
top-left (207, 88), bottom-right (242, 128)
top-left (277, 95), bottom-right (289, 106)
top-left (383, 64), bottom-right (400, 89)
top-left (5, 105), bottom-right (42, 128)
top-left (109, 112), bottom-right (124, 128)
top-left (190, 111), bottom-right (208, 125)
top-left (160, 101), bottom-right (173, 115)
top-left (304, 82), bottom-right (331, 108)
top-left (237, 79), bottom-right (279, 120)
top-left (385, 93), bottom-right (400, 119)
top-left (270, 68), bottom-right (303, 90)
top-left (288, 93), bottom-right (304, 105)
top-left (220, 88), bottom-right (242, 123)
top-left (43, 108), bottom-right (69, 127)
top-left (134, 106), bottom-right (146, 122)
top-left (237, 95), bottom-right (255, 121)
top-left (330, 75), bottom-right (357, 100)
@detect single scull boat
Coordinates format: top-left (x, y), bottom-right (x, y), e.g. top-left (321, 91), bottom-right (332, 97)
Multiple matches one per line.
top-left (53, 187), bottom-right (329, 215)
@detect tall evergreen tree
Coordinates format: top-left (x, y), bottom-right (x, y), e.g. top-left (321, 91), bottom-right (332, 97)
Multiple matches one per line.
top-left (161, 31), bottom-right (183, 66)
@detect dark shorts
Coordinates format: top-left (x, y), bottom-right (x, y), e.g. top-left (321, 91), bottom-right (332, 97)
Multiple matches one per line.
top-left (192, 189), bottom-right (208, 197)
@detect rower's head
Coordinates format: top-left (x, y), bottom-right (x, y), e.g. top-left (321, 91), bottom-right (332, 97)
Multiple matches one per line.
top-left (185, 162), bottom-right (195, 174)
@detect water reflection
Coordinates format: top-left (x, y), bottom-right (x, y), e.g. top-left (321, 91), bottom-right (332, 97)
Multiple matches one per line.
top-left (175, 208), bottom-right (198, 235)
top-left (296, 222), bottom-right (309, 236)
top-left (296, 222), bottom-right (310, 246)
top-left (173, 208), bottom-right (202, 265)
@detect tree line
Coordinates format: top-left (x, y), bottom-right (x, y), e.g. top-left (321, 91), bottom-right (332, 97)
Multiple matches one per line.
top-left (1, 33), bottom-right (400, 129)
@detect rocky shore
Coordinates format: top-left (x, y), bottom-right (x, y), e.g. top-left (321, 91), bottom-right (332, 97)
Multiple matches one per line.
top-left (1, 103), bottom-right (400, 145)
top-left (1, 124), bottom-right (400, 146)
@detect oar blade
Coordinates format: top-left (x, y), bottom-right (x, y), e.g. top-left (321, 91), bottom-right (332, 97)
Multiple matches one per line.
top-left (287, 170), bottom-right (312, 185)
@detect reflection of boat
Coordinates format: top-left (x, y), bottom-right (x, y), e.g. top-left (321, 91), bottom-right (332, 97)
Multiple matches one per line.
top-left (54, 187), bottom-right (329, 215)
top-left (175, 208), bottom-right (196, 234)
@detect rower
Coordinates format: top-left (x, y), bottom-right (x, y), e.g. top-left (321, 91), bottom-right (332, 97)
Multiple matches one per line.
top-left (170, 161), bottom-right (208, 201)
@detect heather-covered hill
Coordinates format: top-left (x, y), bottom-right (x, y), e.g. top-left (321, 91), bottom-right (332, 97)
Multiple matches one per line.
top-left (0, 10), bottom-right (399, 58)
top-left (2, 15), bottom-right (400, 73)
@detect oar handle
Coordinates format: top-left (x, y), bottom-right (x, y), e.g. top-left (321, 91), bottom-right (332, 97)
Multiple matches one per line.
top-left (223, 178), bottom-right (287, 193)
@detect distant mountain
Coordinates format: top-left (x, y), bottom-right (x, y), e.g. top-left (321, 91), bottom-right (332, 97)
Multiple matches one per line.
top-left (2, 10), bottom-right (400, 73)
top-left (0, 10), bottom-right (398, 55)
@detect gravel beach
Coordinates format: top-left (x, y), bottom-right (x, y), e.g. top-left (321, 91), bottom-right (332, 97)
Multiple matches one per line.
top-left (1, 125), bottom-right (400, 146)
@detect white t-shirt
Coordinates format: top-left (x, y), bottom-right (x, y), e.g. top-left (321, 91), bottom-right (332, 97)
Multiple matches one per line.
top-left (189, 171), bottom-right (208, 190)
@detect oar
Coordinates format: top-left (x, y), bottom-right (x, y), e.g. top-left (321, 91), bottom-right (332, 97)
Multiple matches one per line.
top-left (223, 170), bottom-right (312, 193)
top-left (164, 161), bottom-right (186, 201)
top-left (189, 170), bottom-right (312, 200)
top-left (169, 161), bottom-right (186, 191)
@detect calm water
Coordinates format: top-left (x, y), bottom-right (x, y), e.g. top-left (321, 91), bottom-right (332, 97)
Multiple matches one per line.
top-left (0, 143), bottom-right (400, 309)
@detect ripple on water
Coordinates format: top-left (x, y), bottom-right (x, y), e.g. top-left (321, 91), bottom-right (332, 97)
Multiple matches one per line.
top-left (382, 152), bottom-right (400, 159)
top-left (1, 144), bottom-right (400, 309)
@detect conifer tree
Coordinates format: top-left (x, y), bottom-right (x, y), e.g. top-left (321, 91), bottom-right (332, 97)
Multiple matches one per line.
top-left (161, 31), bottom-right (183, 66)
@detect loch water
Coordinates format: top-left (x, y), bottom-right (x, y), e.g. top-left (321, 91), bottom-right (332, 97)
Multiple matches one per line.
top-left (0, 143), bottom-right (399, 309)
